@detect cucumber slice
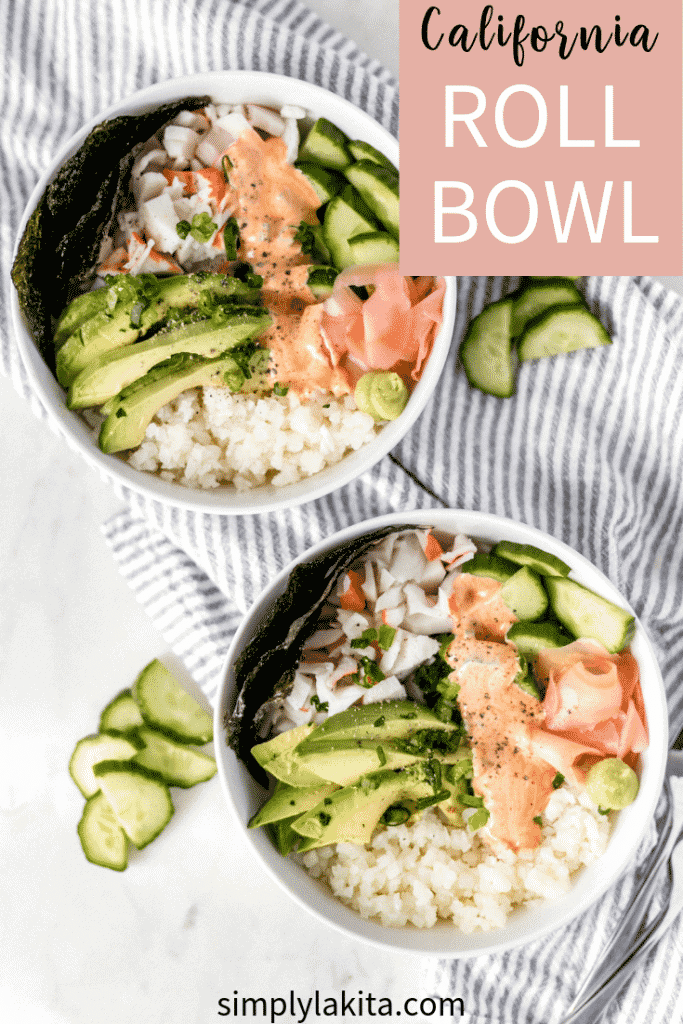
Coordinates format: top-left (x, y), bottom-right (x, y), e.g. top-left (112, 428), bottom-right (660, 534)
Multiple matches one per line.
top-left (344, 160), bottom-right (399, 240)
top-left (99, 689), bottom-right (145, 734)
top-left (460, 298), bottom-right (515, 398)
top-left (299, 118), bottom-right (351, 170)
top-left (499, 567), bottom-right (548, 621)
top-left (348, 140), bottom-right (397, 171)
top-left (340, 184), bottom-right (382, 229)
top-left (493, 541), bottom-right (571, 577)
top-left (322, 194), bottom-right (379, 270)
top-left (462, 551), bottom-right (518, 583)
top-left (78, 791), bottom-right (129, 871)
top-left (306, 265), bottom-right (337, 300)
top-left (513, 670), bottom-right (542, 700)
top-left (93, 760), bottom-right (174, 849)
top-left (295, 161), bottom-right (345, 204)
top-left (132, 659), bottom-right (213, 744)
top-left (511, 278), bottom-right (585, 338)
top-left (347, 231), bottom-right (399, 265)
top-left (544, 577), bottom-right (635, 653)
top-left (506, 621), bottom-right (572, 658)
top-left (518, 304), bottom-right (612, 361)
top-left (69, 732), bottom-right (143, 798)
top-left (133, 726), bottom-right (217, 788)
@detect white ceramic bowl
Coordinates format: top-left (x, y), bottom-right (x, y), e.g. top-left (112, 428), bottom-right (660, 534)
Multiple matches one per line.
top-left (11, 71), bottom-right (455, 515)
top-left (214, 509), bottom-right (668, 956)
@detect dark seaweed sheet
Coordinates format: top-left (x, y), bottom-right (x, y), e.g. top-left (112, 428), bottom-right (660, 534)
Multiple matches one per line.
top-left (11, 95), bottom-right (212, 363)
top-left (226, 524), bottom-right (419, 787)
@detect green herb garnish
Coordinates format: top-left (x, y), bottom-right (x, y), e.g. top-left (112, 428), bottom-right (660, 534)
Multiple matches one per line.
top-left (533, 815), bottom-right (543, 827)
top-left (468, 807), bottom-right (490, 831)
top-left (189, 212), bottom-right (218, 242)
top-left (552, 772), bottom-right (565, 789)
top-left (223, 217), bottom-right (240, 259)
top-left (310, 695), bottom-right (329, 713)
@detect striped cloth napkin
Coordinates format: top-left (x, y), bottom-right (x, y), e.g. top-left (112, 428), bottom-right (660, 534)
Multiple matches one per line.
top-left (3, 2), bottom-right (683, 1021)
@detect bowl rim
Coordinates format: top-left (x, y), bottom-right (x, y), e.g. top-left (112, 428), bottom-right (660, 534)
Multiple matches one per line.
top-left (214, 509), bottom-right (668, 956)
top-left (10, 69), bottom-right (456, 515)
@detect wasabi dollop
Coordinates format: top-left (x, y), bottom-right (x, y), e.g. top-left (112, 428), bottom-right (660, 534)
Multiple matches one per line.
top-left (354, 371), bottom-right (409, 421)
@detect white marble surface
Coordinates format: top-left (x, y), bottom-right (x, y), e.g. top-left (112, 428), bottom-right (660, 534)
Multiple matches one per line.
top-left (1, 3), bottom-right (680, 1021)
top-left (0, 6), bottom-right (428, 1024)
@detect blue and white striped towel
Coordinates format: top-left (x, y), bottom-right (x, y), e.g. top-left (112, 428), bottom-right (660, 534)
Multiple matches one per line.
top-left (2, 2), bottom-right (683, 1021)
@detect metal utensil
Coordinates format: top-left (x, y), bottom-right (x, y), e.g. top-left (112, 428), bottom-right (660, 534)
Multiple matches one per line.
top-left (560, 749), bottom-right (683, 1024)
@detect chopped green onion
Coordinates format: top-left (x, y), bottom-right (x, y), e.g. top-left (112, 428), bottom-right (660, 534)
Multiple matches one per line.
top-left (190, 212), bottom-right (218, 242)
top-left (351, 627), bottom-right (378, 649)
top-left (221, 154), bottom-right (233, 179)
top-left (373, 716), bottom-right (385, 729)
top-left (273, 383), bottom-right (289, 397)
top-left (415, 790), bottom-right (451, 811)
top-left (223, 217), bottom-right (240, 259)
top-left (381, 804), bottom-right (411, 827)
top-left (378, 624), bottom-right (396, 650)
top-left (176, 220), bottom-right (191, 239)
top-left (598, 806), bottom-right (611, 815)
top-left (460, 793), bottom-right (484, 808)
top-left (552, 772), bottom-right (565, 789)
top-left (376, 746), bottom-right (387, 767)
top-left (533, 815), bottom-right (543, 827)
top-left (468, 807), bottom-right (490, 831)
top-left (310, 695), bottom-right (329, 713)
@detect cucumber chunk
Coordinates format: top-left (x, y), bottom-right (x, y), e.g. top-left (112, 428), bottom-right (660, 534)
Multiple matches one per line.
top-left (506, 620), bottom-right (572, 658)
top-left (294, 161), bottom-right (345, 204)
top-left (460, 298), bottom-right (515, 398)
top-left (69, 732), bottom-right (143, 798)
top-left (299, 118), bottom-right (351, 170)
top-left (348, 140), bottom-right (397, 171)
top-left (518, 304), bottom-right (612, 361)
top-left (544, 577), bottom-right (635, 653)
top-left (93, 760), bottom-right (174, 849)
top-left (322, 194), bottom-right (379, 270)
top-left (99, 689), bottom-right (145, 734)
top-left (132, 659), bottom-right (213, 744)
top-left (133, 726), bottom-right (217, 788)
top-left (344, 160), bottom-right (399, 240)
top-left (463, 551), bottom-right (518, 583)
top-left (493, 541), bottom-right (571, 577)
top-left (78, 791), bottom-right (129, 871)
top-left (499, 567), bottom-right (548, 621)
top-left (511, 278), bottom-right (585, 338)
top-left (306, 265), bottom-right (338, 300)
top-left (347, 231), bottom-right (399, 265)
top-left (513, 670), bottom-right (542, 701)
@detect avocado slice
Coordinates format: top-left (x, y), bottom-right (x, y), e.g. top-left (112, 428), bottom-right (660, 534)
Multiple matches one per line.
top-left (56, 272), bottom-right (262, 386)
top-left (291, 764), bottom-right (439, 850)
top-left (294, 700), bottom-right (458, 751)
top-left (54, 287), bottom-right (111, 348)
top-left (68, 307), bottom-right (270, 408)
top-left (252, 724), bottom-right (328, 788)
top-left (98, 350), bottom-right (260, 454)
top-left (292, 740), bottom-right (426, 786)
top-left (248, 779), bottom-right (338, 829)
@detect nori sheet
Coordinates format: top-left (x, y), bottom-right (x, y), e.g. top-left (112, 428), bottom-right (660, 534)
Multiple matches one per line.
top-left (11, 95), bottom-right (212, 364)
top-left (226, 524), bottom-right (418, 787)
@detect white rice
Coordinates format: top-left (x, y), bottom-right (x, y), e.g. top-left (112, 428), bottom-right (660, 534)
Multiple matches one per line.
top-left (300, 786), bottom-right (610, 931)
top-left (127, 386), bottom-right (378, 489)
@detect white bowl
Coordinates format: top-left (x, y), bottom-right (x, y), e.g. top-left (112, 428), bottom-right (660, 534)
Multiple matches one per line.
top-left (214, 509), bottom-right (668, 956)
top-left (11, 71), bottom-right (456, 515)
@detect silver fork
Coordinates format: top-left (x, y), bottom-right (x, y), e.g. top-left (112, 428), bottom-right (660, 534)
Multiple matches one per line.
top-left (560, 765), bottom-right (683, 1024)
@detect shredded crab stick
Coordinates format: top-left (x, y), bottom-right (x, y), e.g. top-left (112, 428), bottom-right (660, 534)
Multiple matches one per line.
top-left (445, 577), bottom-right (647, 851)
